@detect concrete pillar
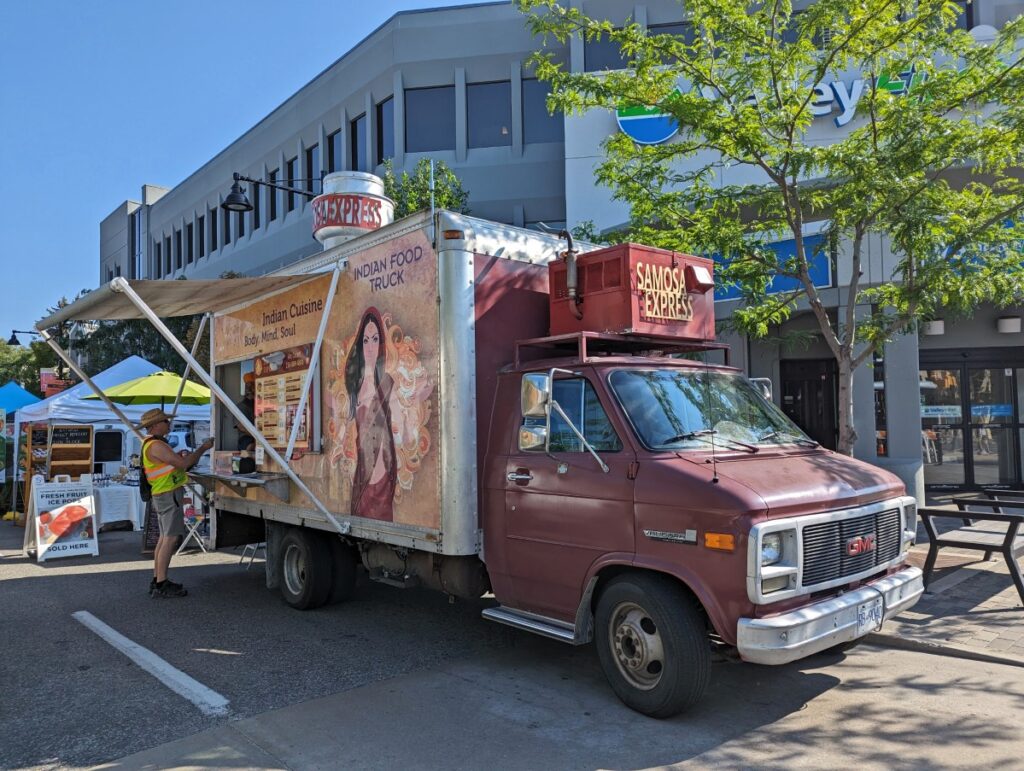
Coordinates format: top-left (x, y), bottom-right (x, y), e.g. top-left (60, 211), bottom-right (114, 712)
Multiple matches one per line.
top-left (455, 67), bottom-right (467, 163)
top-left (393, 70), bottom-right (405, 167)
top-left (873, 329), bottom-right (925, 503)
top-left (511, 60), bottom-right (523, 158)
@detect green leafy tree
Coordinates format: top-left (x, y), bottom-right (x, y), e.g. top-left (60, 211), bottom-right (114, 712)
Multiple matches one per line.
top-left (520, 0), bottom-right (1024, 454)
top-left (382, 158), bottom-right (470, 217)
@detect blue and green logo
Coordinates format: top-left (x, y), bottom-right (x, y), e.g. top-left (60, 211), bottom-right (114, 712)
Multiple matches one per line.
top-left (616, 102), bottom-right (679, 145)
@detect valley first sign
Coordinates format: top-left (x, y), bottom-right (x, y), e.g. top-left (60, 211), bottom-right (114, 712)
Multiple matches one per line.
top-left (617, 65), bottom-right (929, 144)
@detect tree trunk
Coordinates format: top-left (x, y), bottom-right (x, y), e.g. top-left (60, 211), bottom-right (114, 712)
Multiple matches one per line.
top-left (837, 357), bottom-right (858, 456)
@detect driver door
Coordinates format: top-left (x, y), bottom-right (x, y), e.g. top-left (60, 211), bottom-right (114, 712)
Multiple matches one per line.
top-left (503, 373), bottom-right (636, 620)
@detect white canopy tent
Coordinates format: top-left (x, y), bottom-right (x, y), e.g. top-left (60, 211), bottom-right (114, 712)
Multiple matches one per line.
top-left (14, 355), bottom-right (209, 430)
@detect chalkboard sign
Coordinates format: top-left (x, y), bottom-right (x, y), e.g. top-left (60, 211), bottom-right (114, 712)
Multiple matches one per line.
top-left (31, 427), bottom-right (48, 448)
top-left (141, 500), bottom-right (160, 554)
top-left (51, 426), bottom-right (92, 445)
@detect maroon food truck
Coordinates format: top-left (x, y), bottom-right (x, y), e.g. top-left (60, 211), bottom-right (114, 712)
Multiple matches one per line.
top-left (41, 199), bottom-right (922, 718)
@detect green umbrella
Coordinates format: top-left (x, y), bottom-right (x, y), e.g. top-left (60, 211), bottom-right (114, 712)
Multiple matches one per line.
top-left (82, 371), bottom-right (211, 407)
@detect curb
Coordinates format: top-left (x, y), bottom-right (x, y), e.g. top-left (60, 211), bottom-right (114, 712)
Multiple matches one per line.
top-left (865, 632), bottom-right (1024, 668)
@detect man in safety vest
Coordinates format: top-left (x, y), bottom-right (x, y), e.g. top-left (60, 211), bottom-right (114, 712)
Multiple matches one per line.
top-left (140, 408), bottom-right (214, 598)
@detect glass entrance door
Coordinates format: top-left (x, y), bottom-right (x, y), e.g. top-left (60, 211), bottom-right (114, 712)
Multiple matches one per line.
top-left (920, 361), bottom-right (1022, 490)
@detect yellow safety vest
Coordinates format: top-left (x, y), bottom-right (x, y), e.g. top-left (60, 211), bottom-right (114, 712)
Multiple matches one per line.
top-left (142, 437), bottom-right (186, 496)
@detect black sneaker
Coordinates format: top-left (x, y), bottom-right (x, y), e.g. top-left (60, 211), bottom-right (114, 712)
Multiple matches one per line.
top-left (152, 581), bottom-right (188, 598)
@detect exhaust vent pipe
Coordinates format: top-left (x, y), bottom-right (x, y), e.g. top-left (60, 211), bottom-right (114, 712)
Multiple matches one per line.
top-left (558, 230), bottom-right (583, 320)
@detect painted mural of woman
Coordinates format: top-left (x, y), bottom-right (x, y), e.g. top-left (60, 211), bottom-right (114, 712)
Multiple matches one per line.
top-left (345, 308), bottom-right (399, 520)
top-left (335, 306), bottom-right (433, 521)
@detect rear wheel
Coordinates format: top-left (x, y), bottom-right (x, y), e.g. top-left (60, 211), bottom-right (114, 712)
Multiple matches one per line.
top-left (279, 529), bottom-right (332, 610)
top-left (595, 574), bottom-right (711, 718)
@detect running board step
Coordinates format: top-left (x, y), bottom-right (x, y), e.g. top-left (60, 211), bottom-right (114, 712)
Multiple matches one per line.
top-left (481, 606), bottom-right (578, 644)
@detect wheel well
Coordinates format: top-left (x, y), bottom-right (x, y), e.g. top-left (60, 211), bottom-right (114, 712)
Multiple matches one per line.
top-left (590, 566), bottom-right (712, 634)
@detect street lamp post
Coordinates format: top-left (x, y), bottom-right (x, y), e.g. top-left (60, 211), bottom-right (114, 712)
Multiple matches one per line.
top-left (7, 329), bottom-right (41, 346)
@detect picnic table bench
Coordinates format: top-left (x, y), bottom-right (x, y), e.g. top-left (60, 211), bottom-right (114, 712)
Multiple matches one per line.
top-left (918, 496), bottom-right (1024, 605)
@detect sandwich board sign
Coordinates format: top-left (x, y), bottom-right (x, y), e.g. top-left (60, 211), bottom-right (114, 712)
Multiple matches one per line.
top-left (24, 475), bottom-right (99, 561)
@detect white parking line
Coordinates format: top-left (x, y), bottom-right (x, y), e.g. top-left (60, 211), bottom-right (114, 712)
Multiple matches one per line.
top-left (72, 611), bottom-right (230, 716)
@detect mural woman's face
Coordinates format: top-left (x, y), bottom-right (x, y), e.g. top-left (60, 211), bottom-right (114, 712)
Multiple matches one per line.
top-left (362, 319), bottom-right (381, 373)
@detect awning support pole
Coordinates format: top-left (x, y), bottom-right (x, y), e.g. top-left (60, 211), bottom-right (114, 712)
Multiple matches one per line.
top-left (286, 267), bottom-right (340, 460)
top-left (39, 330), bottom-right (147, 443)
top-left (171, 312), bottom-right (209, 417)
top-left (107, 278), bottom-right (348, 535)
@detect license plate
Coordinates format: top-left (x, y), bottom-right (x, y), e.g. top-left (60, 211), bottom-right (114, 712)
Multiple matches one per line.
top-left (856, 597), bottom-right (884, 636)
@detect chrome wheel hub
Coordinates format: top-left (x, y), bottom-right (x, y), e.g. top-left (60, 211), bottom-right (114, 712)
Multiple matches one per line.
top-left (609, 601), bottom-right (665, 690)
top-left (283, 543), bottom-right (307, 596)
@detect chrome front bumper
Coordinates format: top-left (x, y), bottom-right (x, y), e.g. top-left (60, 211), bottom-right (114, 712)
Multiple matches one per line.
top-left (736, 566), bottom-right (923, 665)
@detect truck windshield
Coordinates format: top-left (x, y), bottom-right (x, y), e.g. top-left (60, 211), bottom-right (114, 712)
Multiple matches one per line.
top-left (609, 369), bottom-right (813, 450)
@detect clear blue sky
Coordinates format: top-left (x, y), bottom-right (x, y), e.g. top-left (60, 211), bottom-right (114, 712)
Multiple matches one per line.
top-left (0, 0), bottom-right (473, 344)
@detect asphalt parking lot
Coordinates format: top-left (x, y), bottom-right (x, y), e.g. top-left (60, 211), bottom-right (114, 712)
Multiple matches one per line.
top-left (4, 523), bottom-right (1024, 770)
top-left (0, 526), bottom-right (514, 768)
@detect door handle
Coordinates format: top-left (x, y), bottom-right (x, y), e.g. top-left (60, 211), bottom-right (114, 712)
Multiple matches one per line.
top-left (507, 471), bottom-right (533, 483)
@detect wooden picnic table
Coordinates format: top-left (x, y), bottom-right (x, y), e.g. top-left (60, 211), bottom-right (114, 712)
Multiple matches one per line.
top-left (918, 496), bottom-right (1024, 605)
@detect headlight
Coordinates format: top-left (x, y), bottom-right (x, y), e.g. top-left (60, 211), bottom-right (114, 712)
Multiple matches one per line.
top-left (761, 532), bottom-right (782, 566)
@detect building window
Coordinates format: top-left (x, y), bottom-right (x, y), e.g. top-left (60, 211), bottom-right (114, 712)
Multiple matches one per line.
top-left (114, 264), bottom-right (121, 277)
top-left (286, 156), bottom-right (298, 212)
top-left (237, 209), bottom-right (245, 239)
top-left (953, 0), bottom-right (972, 29)
top-left (197, 214), bottom-right (205, 258)
top-left (174, 229), bottom-right (182, 269)
top-left (153, 241), bottom-right (161, 278)
top-left (163, 236), bottom-right (171, 274)
top-left (467, 82), bottom-right (512, 149)
top-left (584, 31), bottom-right (628, 71)
top-left (186, 223), bottom-right (194, 264)
top-left (222, 207), bottom-right (231, 246)
top-left (351, 114), bottom-right (367, 171)
top-left (305, 143), bottom-right (320, 194)
top-left (268, 168), bottom-right (279, 221)
top-left (405, 86), bottom-right (456, 153)
top-left (647, 21), bottom-right (695, 44)
top-left (327, 130), bottom-right (342, 172)
top-left (209, 207), bottom-right (218, 251)
top-left (251, 183), bottom-right (260, 230)
top-left (376, 97), bottom-right (394, 164)
top-left (128, 211), bottom-right (137, 279)
top-left (522, 79), bottom-right (564, 144)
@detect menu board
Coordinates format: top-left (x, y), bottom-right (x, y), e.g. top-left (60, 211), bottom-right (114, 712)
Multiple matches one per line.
top-left (51, 426), bottom-right (92, 446)
top-left (254, 344), bottom-right (315, 451)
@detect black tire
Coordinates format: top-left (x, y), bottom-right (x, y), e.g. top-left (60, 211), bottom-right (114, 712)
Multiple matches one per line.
top-left (279, 529), bottom-right (333, 610)
top-left (594, 574), bottom-right (711, 719)
top-left (327, 538), bottom-right (359, 604)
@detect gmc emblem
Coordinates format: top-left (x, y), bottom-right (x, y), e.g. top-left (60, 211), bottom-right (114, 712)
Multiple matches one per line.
top-left (846, 534), bottom-right (877, 556)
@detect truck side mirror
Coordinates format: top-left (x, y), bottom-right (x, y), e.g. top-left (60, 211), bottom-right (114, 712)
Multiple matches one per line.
top-left (521, 373), bottom-right (550, 419)
top-left (519, 425), bottom-right (547, 451)
top-left (750, 377), bottom-right (773, 401)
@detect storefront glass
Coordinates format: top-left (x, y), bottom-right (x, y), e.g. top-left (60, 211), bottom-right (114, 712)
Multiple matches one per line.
top-left (920, 368), bottom-right (966, 487)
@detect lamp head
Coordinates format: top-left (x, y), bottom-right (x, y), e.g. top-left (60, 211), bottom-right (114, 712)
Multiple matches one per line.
top-left (221, 180), bottom-right (252, 213)
top-left (6, 332), bottom-right (20, 346)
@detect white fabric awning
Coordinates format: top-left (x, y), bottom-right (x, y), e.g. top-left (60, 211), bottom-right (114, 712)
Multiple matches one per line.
top-left (36, 275), bottom-right (323, 329)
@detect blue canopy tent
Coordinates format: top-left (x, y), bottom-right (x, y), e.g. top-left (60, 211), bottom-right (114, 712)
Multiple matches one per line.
top-left (0, 382), bottom-right (40, 416)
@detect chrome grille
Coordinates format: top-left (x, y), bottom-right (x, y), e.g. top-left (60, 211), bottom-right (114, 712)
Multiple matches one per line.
top-left (802, 508), bottom-right (902, 587)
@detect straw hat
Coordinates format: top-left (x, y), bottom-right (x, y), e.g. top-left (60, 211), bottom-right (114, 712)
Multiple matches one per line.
top-left (139, 408), bottom-right (173, 430)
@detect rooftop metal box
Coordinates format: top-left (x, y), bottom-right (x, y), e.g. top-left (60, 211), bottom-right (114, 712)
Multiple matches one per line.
top-left (548, 244), bottom-right (716, 341)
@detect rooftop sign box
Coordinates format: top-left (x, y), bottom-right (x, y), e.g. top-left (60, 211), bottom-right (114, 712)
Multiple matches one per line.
top-left (312, 172), bottom-right (394, 250)
top-left (549, 243), bottom-right (715, 341)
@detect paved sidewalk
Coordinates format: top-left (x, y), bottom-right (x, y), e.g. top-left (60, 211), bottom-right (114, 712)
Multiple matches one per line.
top-left (871, 536), bottom-right (1024, 663)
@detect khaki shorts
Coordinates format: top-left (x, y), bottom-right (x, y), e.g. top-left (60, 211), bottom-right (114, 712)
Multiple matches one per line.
top-left (152, 487), bottom-right (186, 537)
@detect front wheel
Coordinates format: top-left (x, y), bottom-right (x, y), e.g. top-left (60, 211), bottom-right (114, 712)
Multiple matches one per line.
top-left (594, 575), bottom-right (711, 718)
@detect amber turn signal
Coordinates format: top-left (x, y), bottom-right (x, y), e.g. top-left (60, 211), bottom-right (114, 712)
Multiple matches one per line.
top-left (704, 532), bottom-right (735, 552)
